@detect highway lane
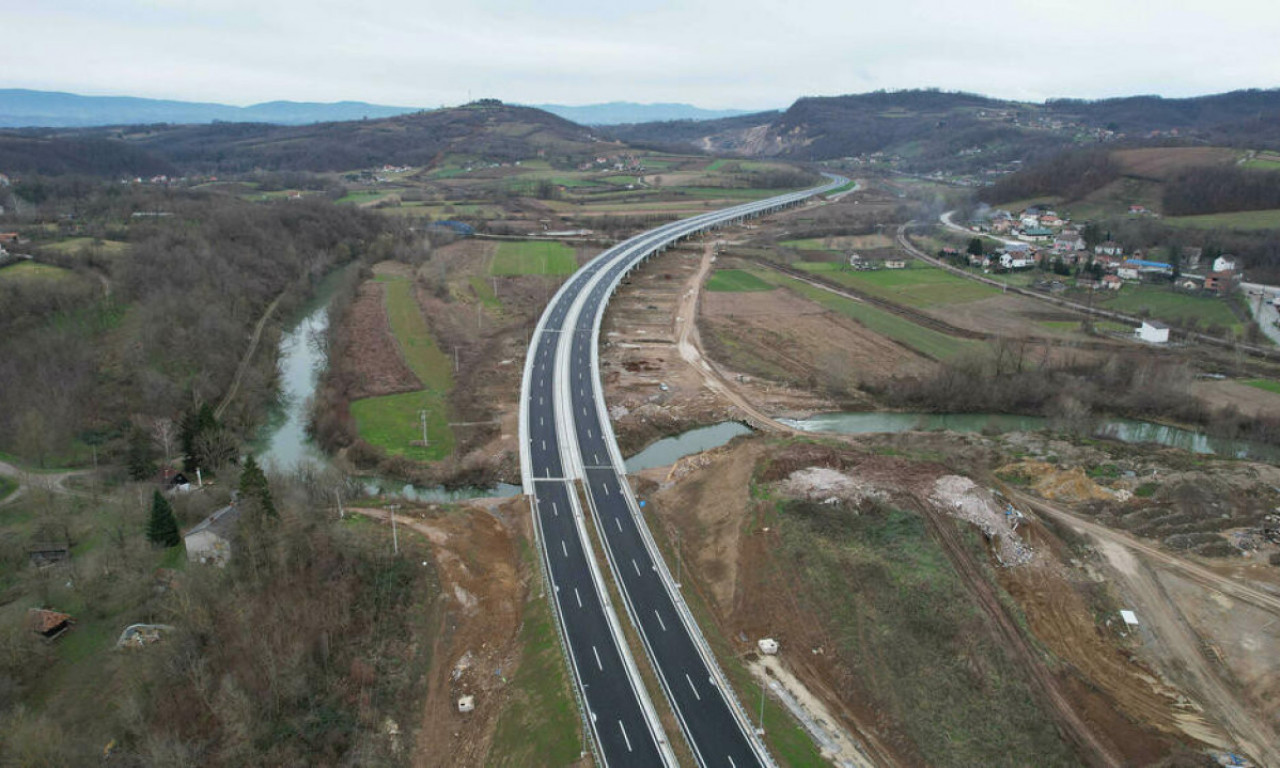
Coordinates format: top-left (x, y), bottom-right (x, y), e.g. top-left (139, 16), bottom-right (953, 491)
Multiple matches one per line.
top-left (523, 175), bottom-right (845, 766)
top-left (525, 261), bottom-right (674, 767)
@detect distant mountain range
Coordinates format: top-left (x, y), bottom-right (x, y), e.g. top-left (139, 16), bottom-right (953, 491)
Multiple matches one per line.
top-left (531, 102), bottom-right (754, 125)
top-left (0, 89), bottom-right (754, 128)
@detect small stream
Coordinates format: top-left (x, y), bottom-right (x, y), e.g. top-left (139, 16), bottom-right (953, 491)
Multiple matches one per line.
top-left (255, 271), bottom-right (1279, 497)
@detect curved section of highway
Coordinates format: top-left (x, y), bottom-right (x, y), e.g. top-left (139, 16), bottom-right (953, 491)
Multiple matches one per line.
top-left (521, 174), bottom-right (846, 766)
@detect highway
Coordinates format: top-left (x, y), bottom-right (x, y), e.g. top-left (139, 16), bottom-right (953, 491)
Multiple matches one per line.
top-left (521, 173), bottom-right (846, 766)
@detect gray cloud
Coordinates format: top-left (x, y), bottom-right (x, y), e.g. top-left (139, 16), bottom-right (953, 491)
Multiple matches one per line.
top-left (1, 0), bottom-right (1277, 109)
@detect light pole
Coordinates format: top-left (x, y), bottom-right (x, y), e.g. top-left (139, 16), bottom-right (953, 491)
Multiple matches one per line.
top-left (418, 409), bottom-right (429, 447)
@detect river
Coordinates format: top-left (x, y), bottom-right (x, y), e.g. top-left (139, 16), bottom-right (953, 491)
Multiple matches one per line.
top-left (255, 272), bottom-right (1279, 497)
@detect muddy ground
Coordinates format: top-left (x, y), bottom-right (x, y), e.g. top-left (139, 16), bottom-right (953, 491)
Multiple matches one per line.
top-left (631, 431), bottom-right (1280, 767)
top-left (351, 498), bottom-right (550, 768)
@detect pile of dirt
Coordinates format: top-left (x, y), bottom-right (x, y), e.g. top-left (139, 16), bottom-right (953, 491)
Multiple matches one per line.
top-left (346, 281), bottom-right (422, 400)
top-left (999, 460), bottom-right (1120, 503)
top-left (779, 466), bottom-right (882, 506)
top-left (930, 474), bottom-right (1035, 566)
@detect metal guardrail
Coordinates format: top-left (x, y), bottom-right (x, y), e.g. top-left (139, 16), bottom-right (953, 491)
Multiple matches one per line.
top-left (570, 176), bottom-right (845, 766)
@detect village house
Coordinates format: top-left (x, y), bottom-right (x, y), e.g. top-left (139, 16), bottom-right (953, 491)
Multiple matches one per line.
top-left (1135, 320), bottom-right (1170, 344)
top-left (184, 504), bottom-right (241, 566)
top-left (1204, 271), bottom-right (1241, 295)
top-left (1018, 226), bottom-right (1054, 242)
top-left (1128, 204), bottom-right (1149, 215)
top-left (1053, 233), bottom-right (1086, 253)
top-left (1213, 255), bottom-right (1238, 273)
top-left (1181, 247), bottom-right (1203, 270)
top-left (1094, 241), bottom-right (1124, 257)
top-left (884, 259), bottom-right (907, 270)
top-left (1117, 261), bottom-right (1142, 280)
top-left (1102, 274), bottom-right (1124, 290)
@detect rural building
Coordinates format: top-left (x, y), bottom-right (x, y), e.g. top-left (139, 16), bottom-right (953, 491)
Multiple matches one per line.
top-left (1117, 262), bottom-right (1141, 280)
top-left (1128, 204), bottom-right (1149, 215)
top-left (758, 638), bottom-right (779, 655)
top-left (27, 608), bottom-right (73, 640)
top-left (1213, 255), bottom-right (1238, 273)
top-left (1095, 241), bottom-right (1124, 257)
top-left (27, 542), bottom-right (70, 568)
top-left (1053, 234), bottom-right (1085, 253)
top-left (1205, 270), bottom-right (1241, 294)
top-left (1102, 274), bottom-right (1123, 290)
top-left (884, 259), bottom-right (907, 269)
top-left (0, 233), bottom-right (18, 244)
top-left (1181, 247), bottom-right (1203, 269)
top-left (1019, 227), bottom-right (1054, 242)
top-left (1135, 320), bottom-right (1170, 344)
top-left (184, 504), bottom-right (241, 566)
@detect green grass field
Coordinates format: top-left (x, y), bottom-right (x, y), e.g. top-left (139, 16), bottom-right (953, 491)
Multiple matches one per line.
top-left (757, 270), bottom-right (976, 360)
top-left (706, 269), bottom-right (774, 292)
top-left (468, 275), bottom-right (502, 309)
top-left (41, 238), bottom-right (129, 255)
top-left (350, 277), bottom-right (454, 460)
top-left (796, 262), bottom-right (998, 307)
top-left (490, 241), bottom-right (578, 276)
top-left (0, 262), bottom-right (80, 284)
top-left (0, 475), bottom-right (16, 502)
top-left (1101, 284), bottom-right (1242, 334)
top-left (1243, 379), bottom-right (1280, 395)
top-left (1164, 209), bottom-right (1280, 230)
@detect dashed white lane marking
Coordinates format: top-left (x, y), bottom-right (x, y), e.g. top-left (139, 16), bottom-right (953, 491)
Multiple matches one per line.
top-left (615, 517), bottom-right (623, 532)
top-left (574, 587), bottom-right (582, 608)
top-left (551, 502), bottom-right (558, 517)
top-left (561, 540), bottom-right (568, 557)
top-left (654, 610), bottom-right (667, 631)
top-left (686, 673), bottom-right (701, 701)
top-left (618, 721), bottom-right (633, 752)
top-left (632, 559), bottom-right (641, 576)
top-left (592, 645), bottom-right (603, 671)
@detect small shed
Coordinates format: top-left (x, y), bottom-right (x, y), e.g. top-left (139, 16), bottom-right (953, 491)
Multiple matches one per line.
top-left (184, 504), bottom-right (241, 566)
top-left (1135, 320), bottom-right (1169, 344)
top-left (757, 638), bottom-right (779, 655)
top-left (27, 608), bottom-right (73, 640)
top-left (27, 542), bottom-right (70, 568)
top-left (1120, 610), bottom-right (1139, 627)
top-left (458, 695), bottom-right (475, 713)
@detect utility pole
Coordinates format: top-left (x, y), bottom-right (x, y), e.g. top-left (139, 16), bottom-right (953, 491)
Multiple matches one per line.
top-left (454, 347), bottom-right (460, 373)
top-left (418, 410), bottom-right (429, 447)
top-left (335, 488), bottom-right (345, 519)
top-left (757, 681), bottom-right (766, 735)
top-left (388, 503), bottom-right (400, 555)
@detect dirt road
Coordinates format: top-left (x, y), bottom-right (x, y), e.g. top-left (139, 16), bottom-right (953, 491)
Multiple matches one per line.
top-left (1012, 490), bottom-right (1280, 764)
top-left (0, 458), bottom-right (95, 506)
top-left (216, 292), bottom-right (284, 420)
top-left (676, 242), bottom-right (804, 433)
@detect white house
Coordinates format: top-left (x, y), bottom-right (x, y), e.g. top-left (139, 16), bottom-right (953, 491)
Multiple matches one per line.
top-left (1000, 252), bottom-right (1034, 269)
top-left (1135, 320), bottom-right (1170, 344)
top-left (1095, 241), bottom-right (1124, 257)
top-left (184, 504), bottom-right (241, 566)
top-left (1117, 261), bottom-right (1142, 281)
top-left (1213, 255), bottom-right (1237, 273)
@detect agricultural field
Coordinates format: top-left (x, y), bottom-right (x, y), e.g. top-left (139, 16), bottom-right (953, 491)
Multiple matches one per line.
top-left (756, 269), bottom-right (976, 360)
top-left (705, 269), bottom-right (774, 292)
top-left (780, 233), bottom-right (895, 252)
top-left (1099, 284), bottom-right (1244, 334)
top-left (350, 276), bottom-right (454, 460)
top-left (489, 240), bottom-right (578, 276)
top-left (1243, 378), bottom-right (1280, 395)
top-left (795, 262), bottom-right (999, 307)
top-left (39, 238), bottom-right (130, 255)
top-left (1164, 209), bottom-right (1280, 230)
top-left (0, 261), bottom-right (83, 284)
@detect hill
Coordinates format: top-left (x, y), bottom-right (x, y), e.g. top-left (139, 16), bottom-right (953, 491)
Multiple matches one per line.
top-left (0, 101), bottom-right (609, 176)
top-left (533, 101), bottom-right (755, 125)
top-left (608, 88), bottom-right (1280, 169)
top-left (0, 88), bottom-right (423, 127)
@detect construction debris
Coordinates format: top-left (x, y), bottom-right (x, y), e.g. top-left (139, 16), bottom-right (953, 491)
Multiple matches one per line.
top-left (931, 475), bottom-right (1035, 567)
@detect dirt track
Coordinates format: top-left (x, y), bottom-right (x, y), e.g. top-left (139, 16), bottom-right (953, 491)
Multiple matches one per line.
top-left (1012, 490), bottom-right (1280, 765)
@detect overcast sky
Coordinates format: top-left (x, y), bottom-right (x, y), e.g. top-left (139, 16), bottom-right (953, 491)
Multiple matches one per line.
top-left (2, 0), bottom-right (1277, 109)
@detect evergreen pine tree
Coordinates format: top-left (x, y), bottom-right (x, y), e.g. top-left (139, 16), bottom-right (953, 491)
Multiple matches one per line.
top-left (238, 455), bottom-right (276, 519)
top-left (146, 490), bottom-right (181, 547)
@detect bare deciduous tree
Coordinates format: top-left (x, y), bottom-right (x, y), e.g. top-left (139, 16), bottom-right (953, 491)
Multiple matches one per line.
top-left (150, 417), bottom-right (177, 466)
